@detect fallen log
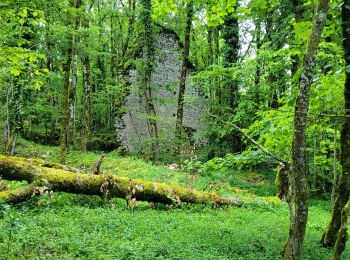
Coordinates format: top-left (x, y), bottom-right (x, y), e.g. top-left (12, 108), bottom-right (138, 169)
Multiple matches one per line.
top-left (27, 157), bottom-right (84, 173)
top-left (0, 185), bottom-right (34, 204)
top-left (0, 155), bottom-right (240, 206)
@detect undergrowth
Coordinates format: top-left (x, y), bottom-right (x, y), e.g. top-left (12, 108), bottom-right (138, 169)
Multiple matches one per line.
top-left (0, 139), bottom-right (347, 259)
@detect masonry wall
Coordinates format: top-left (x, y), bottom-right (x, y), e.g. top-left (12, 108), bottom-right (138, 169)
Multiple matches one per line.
top-left (117, 31), bottom-right (206, 153)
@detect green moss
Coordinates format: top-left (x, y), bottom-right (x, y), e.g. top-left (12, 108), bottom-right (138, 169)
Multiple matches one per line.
top-left (274, 164), bottom-right (288, 200)
top-left (0, 185), bottom-right (33, 204)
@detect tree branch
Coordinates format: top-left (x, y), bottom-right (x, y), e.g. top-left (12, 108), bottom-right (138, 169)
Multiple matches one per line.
top-left (207, 110), bottom-right (287, 165)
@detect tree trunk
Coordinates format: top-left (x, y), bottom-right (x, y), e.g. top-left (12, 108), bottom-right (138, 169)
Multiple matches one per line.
top-left (49, 97), bottom-right (57, 144)
top-left (60, 0), bottom-right (76, 164)
top-left (207, 27), bottom-right (213, 68)
top-left (3, 88), bottom-right (15, 155)
top-left (0, 155), bottom-right (240, 206)
top-left (3, 88), bottom-right (10, 154)
top-left (0, 185), bottom-right (34, 204)
top-left (214, 27), bottom-right (221, 103)
top-left (265, 7), bottom-right (278, 109)
top-left (67, 53), bottom-right (78, 149)
top-left (68, 0), bottom-right (82, 150)
top-left (91, 1), bottom-right (106, 133)
top-left (331, 125), bottom-right (338, 205)
top-left (221, 6), bottom-right (241, 153)
top-left (175, 0), bottom-right (194, 151)
top-left (140, 0), bottom-right (159, 161)
top-left (121, 0), bottom-right (136, 64)
top-left (81, 57), bottom-right (91, 151)
top-left (3, 81), bottom-right (21, 156)
top-left (332, 201), bottom-right (350, 260)
top-left (110, 0), bottom-right (117, 80)
top-left (254, 20), bottom-right (262, 106)
top-left (81, 1), bottom-right (91, 152)
top-left (95, 0), bottom-right (106, 93)
top-left (207, 26), bottom-right (214, 101)
top-left (45, 18), bottom-right (57, 145)
top-left (284, 0), bottom-right (330, 259)
top-left (321, 0), bottom-right (350, 250)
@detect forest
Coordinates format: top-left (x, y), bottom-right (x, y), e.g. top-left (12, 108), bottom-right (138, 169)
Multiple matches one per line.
top-left (0, 0), bottom-right (350, 259)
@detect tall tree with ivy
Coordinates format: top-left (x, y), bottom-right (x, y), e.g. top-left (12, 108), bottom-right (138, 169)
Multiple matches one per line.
top-left (60, 0), bottom-right (76, 163)
top-left (321, 2), bottom-right (350, 258)
top-left (284, 0), bottom-right (330, 258)
top-left (140, 0), bottom-right (159, 161)
top-left (221, 3), bottom-right (241, 153)
top-left (175, 0), bottom-right (194, 153)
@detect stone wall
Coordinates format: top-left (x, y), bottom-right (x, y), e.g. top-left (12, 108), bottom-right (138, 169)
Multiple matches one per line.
top-left (117, 30), bottom-right (206, 153)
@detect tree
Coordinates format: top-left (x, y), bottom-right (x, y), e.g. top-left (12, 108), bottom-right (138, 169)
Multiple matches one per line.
top-left (175, 0), bottom-right (194, 153)
top-left (0, 1), bottom-right (46, 155)
top-left (140, 0), bottom-right (159, 161)
top-left (60, 0), bottom-right (76, 163)
top-left (284, 0), bottom-right (330, 259)
top-left (321, 2), bottom-right (350, 257)
top-left (80, 0), bottom-right (92, 151)
top-left (221, 4), bottom-right (241, 153)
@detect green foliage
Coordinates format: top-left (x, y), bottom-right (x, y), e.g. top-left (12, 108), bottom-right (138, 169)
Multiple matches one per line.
top-left (0, 0), bottom-right (348, 257)
top-left (1, 140), bottom-right (349, 258)
top-left (86, 133), bottom-right (120, 152)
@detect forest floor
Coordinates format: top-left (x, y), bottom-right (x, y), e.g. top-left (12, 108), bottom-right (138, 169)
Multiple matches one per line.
top-left (0, 139), bottom-right (348, 259)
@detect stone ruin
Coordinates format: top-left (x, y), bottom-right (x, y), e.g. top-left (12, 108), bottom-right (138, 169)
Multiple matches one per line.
top-left (117, 28), bottom-right (206, 153)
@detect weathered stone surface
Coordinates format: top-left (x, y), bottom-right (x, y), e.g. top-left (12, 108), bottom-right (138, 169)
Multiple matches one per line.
top-left (117, 30), bottom-right (206, 153)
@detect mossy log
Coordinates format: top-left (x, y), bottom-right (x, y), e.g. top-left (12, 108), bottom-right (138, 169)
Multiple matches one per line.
top-left (0, 185), bottom-right (34, 204)
top-left (0, 155), bottom-right (240, 206)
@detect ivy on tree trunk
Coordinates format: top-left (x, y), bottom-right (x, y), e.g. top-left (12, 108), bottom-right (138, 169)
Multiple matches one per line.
top-left (60, 0), bottom-right (75, 164)
top-left (81, 0), bottom-right (91, 152)
top-left (140, 0), bottom-right (159, 161)
top-left (321, 2), bottom-right (350, 256)
top-left (284, 0), bottom-right (330, 259)
top-left (175, 0), bottom-right (194, 153)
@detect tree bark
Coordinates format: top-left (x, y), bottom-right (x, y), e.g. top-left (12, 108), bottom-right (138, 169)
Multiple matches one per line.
top-left (221, 5), bottom-right (241, 153)
top-left (67, 53), bottom-right (78, 150)
top-left (321, 0), bottom-right (350, 250)
top-left (0, 155), bottom-right (240, 206)
top-left (332, 201), bottom-right (350, 260)
top-left (3, 81), bottom-right (21, 156)
top-left (284, 0), bottom-right (330, 259)
top-left (44, 10), bottom-right (58, 145)
top-left (331, 125), bottom-right (338, 205)
top-left (0, 185), bottom-right (34, 204)
top-left (110, 1), bottom-right (116, 80)
top-left (81, 0), bottom-right (91, 152)
top-left (121, 0), bottom-right (136, 64)
top-left (81, 54), bottom-right (91, 151)
top-left (265, 6), bottom-right (279, 110)
top-left (60, 0), bottom-right (75, 164)
top-left (92, 154), bottom-right (105, 175)
top-left (254, 20), bottom-right (262, 106)
top-left (68, 0), bottom-right (82, 150)
top-left (140, 0), bottom-right (159, 161)
top-left (214, 27), bottom-right (221, 103)
top-left (207, 26), bottom-right (213, 68)
top-left (175, 0), bottom-right (194, 151)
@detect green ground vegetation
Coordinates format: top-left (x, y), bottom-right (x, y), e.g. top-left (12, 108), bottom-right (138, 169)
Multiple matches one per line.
top-left (0, 139), bottom-right (348, 259)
